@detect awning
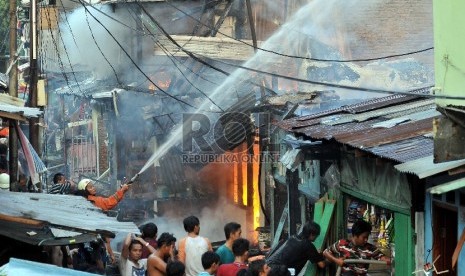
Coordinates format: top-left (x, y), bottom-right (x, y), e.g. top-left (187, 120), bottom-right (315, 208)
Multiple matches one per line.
top-left (394, 155), bottom-right (465, 179)
top-left (427, 178), bottom-right (465, 194)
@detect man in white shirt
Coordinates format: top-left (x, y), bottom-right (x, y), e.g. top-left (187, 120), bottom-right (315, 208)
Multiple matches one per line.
top-left (120, 232), bottom-right (156, 276)
top-left (178, 216), bottom-right (213, 276)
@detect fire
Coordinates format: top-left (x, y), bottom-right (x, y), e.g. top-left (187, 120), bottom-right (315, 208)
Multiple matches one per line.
top-left (239, 138), bottom-right (261, 242)
top-left (252, 139), bottom-right (261, 238)
top-left (148, 72), bottom-right (171, 91)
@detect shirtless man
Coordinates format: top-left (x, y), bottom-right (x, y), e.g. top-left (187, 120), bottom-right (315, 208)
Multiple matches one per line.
top-left (147, 232), bottom-right (177, 276)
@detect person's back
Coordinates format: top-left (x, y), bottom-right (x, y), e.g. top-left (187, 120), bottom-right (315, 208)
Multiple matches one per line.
top-left (182, 234), bottom-right (210, 276)
top-left (266, 221), bottom-right (324, 275)
top-left (178, 216), bottom-right (212, 276)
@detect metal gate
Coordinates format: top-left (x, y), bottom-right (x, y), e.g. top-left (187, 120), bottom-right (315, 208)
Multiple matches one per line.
top-left (69, 121), bottom-right (97, 181)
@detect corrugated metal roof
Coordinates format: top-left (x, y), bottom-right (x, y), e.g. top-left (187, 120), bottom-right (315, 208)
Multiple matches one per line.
top-left (0, 104), bottom-right (42, 118)
top-left (0, 191), bottom-right (140, 235)
top-left (366, 136), bottom-right (434, 163)
top-left (276, 93), bottom-right (423, 131)
top-left (394, 156), bottom-right (465, 178)
top-left (320, 100), bottom-right (434, 126)
top-left (279, 94), bottom-right (439, 163)
top-left (2, 258), bottom-right (97, 276)
top-left (336, 117), bottom-right (437, 148)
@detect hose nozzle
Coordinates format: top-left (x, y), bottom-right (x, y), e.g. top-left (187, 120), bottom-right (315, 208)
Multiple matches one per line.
top-left (128, 173), bottom-right (140, 184)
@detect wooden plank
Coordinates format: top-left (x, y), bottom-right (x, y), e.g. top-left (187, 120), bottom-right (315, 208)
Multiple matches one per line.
top-left (414, 212), bottom-right (425, 272)
top-left (154, 35), bottom-right (262, 61)
top-left (0, 93), bottom-right (26, 106)
top-left (304, 200), bottom-right (336, 276)
top-left (40, 7), bottom-right (58, 30)
top-left (0, 111), bottom-right (26, 121)
top-left (313, 200), bottom-right (335, 250)
top-left (272, 201), bottom-right (288, 249)
top-left (313, 200), bottom-right (324, 224)
top-left (0, 213), bottom-right (45, 226)
top-left (452, 227), bottom-right (465, 269)
top-left (67, 119), bottom-right (92, 128)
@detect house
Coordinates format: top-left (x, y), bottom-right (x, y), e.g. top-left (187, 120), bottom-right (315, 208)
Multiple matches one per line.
top-left (274, 87), bottom-right (465, 275)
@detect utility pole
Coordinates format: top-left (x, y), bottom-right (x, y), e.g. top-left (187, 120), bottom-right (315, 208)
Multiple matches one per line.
top-left (29, 0), bottom-right (40, 154)
top-left (9, 0), bottom-right (19, 191)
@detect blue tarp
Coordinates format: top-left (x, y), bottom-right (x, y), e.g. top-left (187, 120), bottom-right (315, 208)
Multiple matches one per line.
top-left (0, 258), bottom-right (98, 276)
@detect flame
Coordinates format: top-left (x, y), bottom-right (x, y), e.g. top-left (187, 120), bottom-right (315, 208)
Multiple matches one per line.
top-left (239, 139), bottom-right (261, 242)
top-left (242, 158), bottom-right (247, 205)
top-left (252, 139), bottom-right (261, 238)
top-left (233, 153), bottom-right (239, 203)
top-left (148, 72), bottom-right (171, 91)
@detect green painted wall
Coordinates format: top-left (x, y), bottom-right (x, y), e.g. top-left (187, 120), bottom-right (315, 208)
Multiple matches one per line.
top-left (433, 0), bottom-right (465, 106)
top-left (394, 212), bottom-right (414, 275)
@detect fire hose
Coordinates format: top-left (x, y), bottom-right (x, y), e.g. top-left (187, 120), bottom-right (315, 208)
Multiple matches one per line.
top-left (127, 173), bottom-right (140, 184)
top-left (335, 259), bottom-right (390, 276)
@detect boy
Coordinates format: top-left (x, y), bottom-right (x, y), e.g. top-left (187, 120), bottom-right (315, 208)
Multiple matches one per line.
top-left (323, 220), bottom-right (390, 276)
top-left (198, 251), bottom-right (220, 276)
top-left (217, 238), bottom-right (249, 276)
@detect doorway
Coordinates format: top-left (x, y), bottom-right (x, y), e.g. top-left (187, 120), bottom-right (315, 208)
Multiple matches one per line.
top-left (433, 203), bottom-right (457, 275)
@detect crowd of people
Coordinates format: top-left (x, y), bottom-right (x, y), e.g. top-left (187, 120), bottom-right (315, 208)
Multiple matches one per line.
top-left (43, 173), bottom-right (390, 276)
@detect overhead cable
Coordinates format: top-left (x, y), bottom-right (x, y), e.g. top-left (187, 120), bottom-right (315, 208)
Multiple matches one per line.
top-left (165, 1), bottom-right (433, 63)
top-left (48, 4), bottom-right (84, 94)
top-left (135, 0), bottom-right (278, 97)
top-left (76, 0), bottom-right (201, 109)
top-left (193, 54), bottom-right (465, 100)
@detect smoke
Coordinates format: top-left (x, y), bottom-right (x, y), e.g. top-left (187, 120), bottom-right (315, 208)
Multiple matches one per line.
top-left (139, 197), bottom-right (247, 243)
top-left (60, 5), bottom-right (135, 80)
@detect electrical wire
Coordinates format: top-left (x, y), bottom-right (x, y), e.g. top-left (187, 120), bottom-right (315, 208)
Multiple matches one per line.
top-left (42, 6), bottom-right (75, 94)
top-left (135, 0), bottom-right (279, 98)
top-left (135, 8), bottom-right (457, 100)
top-left (190, 52), bottom-right (465, 100)
top-left (82, 4), bottom-right (122, 86)
top-left (57, 0), bottom-right (83, 54)
top-left (131, 5), bottom-right (223, 111)
top-left (80, 0), bottom-right (222, 88)
top-left (165, 0), bottom-right (434, 63)
top-left (69, 1), bottom-right (459, 102)
top-left (126, 2), bottom-right (226, 113)
top-left (52, 0), bottom-right (224, 113)
top-left (50, 4), bottom-right (85, 94)
top-left (76, 0), bottom-right (199, 109)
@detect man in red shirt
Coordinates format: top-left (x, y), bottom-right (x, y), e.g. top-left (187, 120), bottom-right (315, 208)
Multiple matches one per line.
top-left (217, 238), bottom-right (250, 276)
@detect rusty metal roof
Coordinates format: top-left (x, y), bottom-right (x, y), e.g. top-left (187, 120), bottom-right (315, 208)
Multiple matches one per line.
top-left (366, 136), bottom-right (434, 163)
top-left (276, 93), bottom-right (423, 131)
top-left (278, 94), bottom-right (439, 163)
top-left (0, 191), bottom-right (140, 245)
